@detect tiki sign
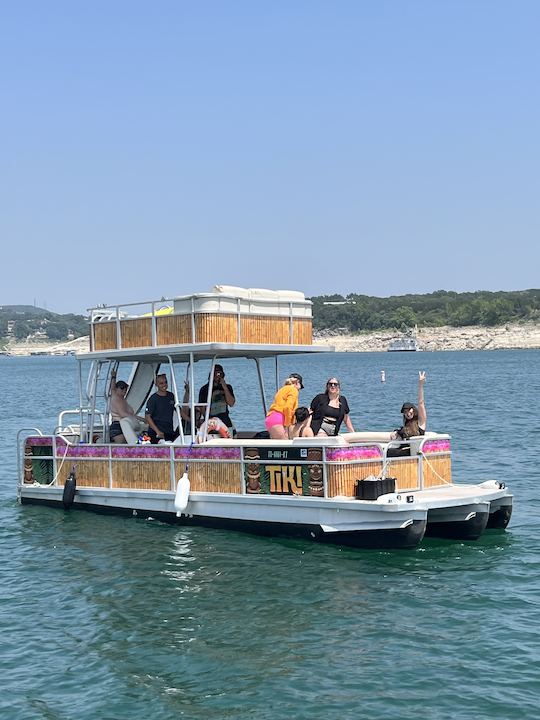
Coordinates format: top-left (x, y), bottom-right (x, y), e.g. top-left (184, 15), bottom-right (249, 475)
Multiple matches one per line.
top-left (243, 446), bottom-right (324, 496)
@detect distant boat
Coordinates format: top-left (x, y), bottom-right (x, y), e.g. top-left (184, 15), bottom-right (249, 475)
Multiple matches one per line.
top-left (388, 335), bottom-right (420, 352)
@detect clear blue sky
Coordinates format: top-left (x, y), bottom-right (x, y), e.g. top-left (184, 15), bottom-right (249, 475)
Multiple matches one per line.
top-left (1, 0), bottom-right (538, 314)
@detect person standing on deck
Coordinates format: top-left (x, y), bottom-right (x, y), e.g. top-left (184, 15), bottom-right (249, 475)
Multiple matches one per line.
top-left (310, 377), bottom-right (355, 436)
top-left (198, 364), bottom-right (236, 436)
top-left (265, 373), bottom-right (304, 439)
top-left (145, 374), bottom-right (179, 443)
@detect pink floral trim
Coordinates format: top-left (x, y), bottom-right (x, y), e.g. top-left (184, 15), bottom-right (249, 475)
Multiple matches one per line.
top-left (61, 445), bottom-right (110, 458)
top-left (326, 446), bottom-right (383, 461)
top-left (423, 439), bottom-right (451, 454)
top-left (112, 446), bottom-right (171, 459)
top-left (26, 436), bottom-right (55, 446)
top-left (174, 446), bottom-right (241, 461)
top-left (26, 437), bottom-right (173, 459)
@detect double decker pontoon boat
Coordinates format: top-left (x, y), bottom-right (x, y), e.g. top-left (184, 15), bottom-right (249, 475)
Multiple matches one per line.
top-left (388, 329), bottom-right (421, 352)
top-left (17, 286), bottom-right (512, 549)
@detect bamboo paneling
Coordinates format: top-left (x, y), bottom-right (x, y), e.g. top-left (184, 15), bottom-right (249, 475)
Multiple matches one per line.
top-left (241, 315), bottom-right (289, 344)
top-left (93, 322), bottom-right (117, 351)
top-left (157, 315), bottom-right (193, 345)
top-left (62, 460), bottom-right (109, 488)
top-left (385, 458), bottom-right (420, 491)
top-left (293, 318), bottom-right (313, 345)
top-left (327, 461), bottom-right (384, 497)
top-left (113, 460), bottom-right (171, 490)
top-left (118, 318), bottom-right (153, 348)
top-left (93, 312), bottom-right (312, 349)
top-left (174, 461), bottom-right (242, 493)
top-left (195, 314), bottom-right (239, 343)
top-left (422, 454), bottom-right (452, 488)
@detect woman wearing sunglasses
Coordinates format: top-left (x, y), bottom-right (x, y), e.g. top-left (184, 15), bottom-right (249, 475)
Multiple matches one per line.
top-left (310, 377), bottom-right (355, 436)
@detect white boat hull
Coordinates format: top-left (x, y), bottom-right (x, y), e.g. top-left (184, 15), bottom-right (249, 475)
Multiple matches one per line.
top-left (19, 480), bottom-right (512, 549)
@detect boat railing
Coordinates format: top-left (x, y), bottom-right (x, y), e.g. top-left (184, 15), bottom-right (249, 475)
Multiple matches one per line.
top-left (55, 409), bottom-right (106, 442)
top-left (20, 429), bottom-right (452, 497)
top-left (88, 288), bottom-right (313, 351)
top-left (17, 428), bottom-right (44, 492)
top-left (382, 433), bottom-right (452, 490)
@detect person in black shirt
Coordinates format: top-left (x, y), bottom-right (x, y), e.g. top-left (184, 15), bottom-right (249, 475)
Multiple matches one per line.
top-left (198, 364), bottom-right (236, 435)
top-left (144, 374), bottom-right (179, 443)
top-left (310, 377), bottom-right (355, 436)
top-left (389, 371), bottom-right (427, 445)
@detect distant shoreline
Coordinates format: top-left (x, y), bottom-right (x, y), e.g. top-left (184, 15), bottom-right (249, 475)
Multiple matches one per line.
top-left (314, 321), bottom-right (540, 352)
top-left (3, 336), bottom-right (91, 356)
top-left (2, 321), bottom-right (539, 356)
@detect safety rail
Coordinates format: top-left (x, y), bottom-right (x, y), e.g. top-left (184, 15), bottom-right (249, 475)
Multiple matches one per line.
top-left (382, 434), bottom-right (452, 490)
top-left (17, 428), bottom-right (44, 493)
top-left (55, 409), bottom-right (106, 437)
top-left (88, 290), bottom-right (313, 351)
top-left (19, 430), bottom-right (452, 498)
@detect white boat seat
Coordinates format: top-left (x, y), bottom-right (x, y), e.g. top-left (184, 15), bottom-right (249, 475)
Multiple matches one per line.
top-left (343, 431), bottom-right (393, 443)
top-left (291, 435), bottom-right (347, 445)
top-left (343, 430), bottom-right (440, 445)
top-left (119, 417), bottom-right (146, 445)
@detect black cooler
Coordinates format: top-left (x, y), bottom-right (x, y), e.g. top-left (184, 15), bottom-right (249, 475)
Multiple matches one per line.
top-left (354, 476), bottom-right (396, 500)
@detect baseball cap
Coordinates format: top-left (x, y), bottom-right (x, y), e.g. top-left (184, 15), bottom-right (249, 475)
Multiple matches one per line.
top-left (400, 402), bottom-right (417, 414)
top-left (290, 373), bottom-right (304, 389)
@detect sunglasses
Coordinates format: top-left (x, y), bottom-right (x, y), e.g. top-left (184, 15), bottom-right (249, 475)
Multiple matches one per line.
top-left (328, 382), bottom-right (339, 387)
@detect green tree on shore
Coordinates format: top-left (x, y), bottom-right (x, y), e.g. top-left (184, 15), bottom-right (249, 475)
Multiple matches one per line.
top-left (311, 289), bottom-right (540, 332)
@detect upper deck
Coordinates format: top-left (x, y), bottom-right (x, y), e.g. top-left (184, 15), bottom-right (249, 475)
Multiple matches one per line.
top-left (89, 285), bottom-right (313, 353)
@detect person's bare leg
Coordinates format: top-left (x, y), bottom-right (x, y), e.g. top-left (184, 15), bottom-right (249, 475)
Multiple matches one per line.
top-left (269, 424), bottom-right (287, 440)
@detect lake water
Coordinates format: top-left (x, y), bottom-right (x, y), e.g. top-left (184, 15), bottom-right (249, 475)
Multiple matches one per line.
top-left (1, 351), bottom-right (539, 719)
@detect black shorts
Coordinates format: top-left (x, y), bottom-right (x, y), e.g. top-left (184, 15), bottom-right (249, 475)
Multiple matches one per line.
top-left (110, 421), bottom-right (123, 439)
top-left (148, 428), bottom-right (179, 444)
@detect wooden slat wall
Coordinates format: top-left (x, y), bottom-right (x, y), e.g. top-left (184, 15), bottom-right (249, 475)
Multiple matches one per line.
top-left (93, 322), bottom-right (117, 351)
top-left (174, 461), bottom-right (242, 493)
top-left (61, 460), bottom-right (109, 488)
top-left (293, 318), bottom-right (313, 345)
top-left (385, 458), bottom-right (420, 491)
top-left (92, 313), bottom-right (313, 349)
top-left (422, 454), bottom-right (452, 488)
top-left (196, 314), bottom-right (238, 343)
top-left (120, 318), bottom-right (153, 348)
top-left (327, 461), bottom-right (384, 497)
top-left (113, 461), bottom-right (171, 490)
top-left (241, 316), bottom-right (289, 344)
top-left (157, 315), bottom-right (193, 345)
